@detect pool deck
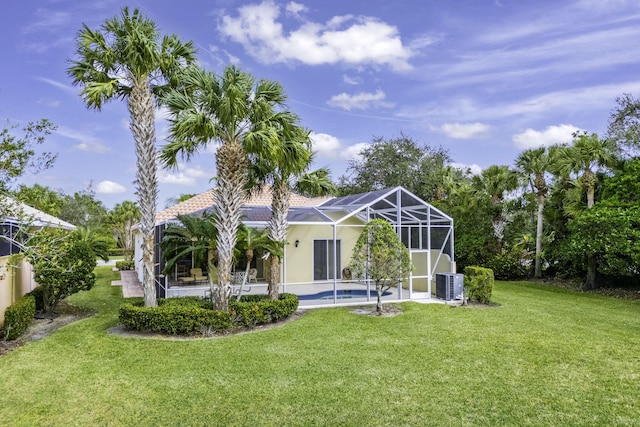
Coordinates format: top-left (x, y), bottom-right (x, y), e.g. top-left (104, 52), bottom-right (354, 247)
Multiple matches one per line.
top-left (114, 271), bottom-right (459, 307)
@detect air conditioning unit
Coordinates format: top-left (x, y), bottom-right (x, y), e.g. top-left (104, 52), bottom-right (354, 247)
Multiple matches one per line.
top-left (435, 273), bottom-right (464, 301)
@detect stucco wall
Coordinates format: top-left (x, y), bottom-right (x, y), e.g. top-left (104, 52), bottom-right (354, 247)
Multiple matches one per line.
top-left (0, 257), bottom-right (35, 328)
top-left (284, 223), bottom-right (363, 284)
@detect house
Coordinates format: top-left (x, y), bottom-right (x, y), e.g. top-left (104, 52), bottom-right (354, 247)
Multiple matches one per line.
top-left (0, 199), bottom-right (76, 327)
top-left (138, 186), bottom-right (455, 306)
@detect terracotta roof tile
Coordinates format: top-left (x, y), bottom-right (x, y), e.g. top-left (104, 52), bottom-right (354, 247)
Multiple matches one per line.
top-left (155, 186), bottom-right (332, 224)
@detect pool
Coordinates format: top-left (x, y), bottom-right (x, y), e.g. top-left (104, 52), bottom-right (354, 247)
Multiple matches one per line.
top-left (298, 289), bottom-right (392, 301)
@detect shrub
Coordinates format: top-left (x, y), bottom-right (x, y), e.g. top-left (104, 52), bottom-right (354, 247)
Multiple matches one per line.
top-left (2, 295), bottom-right (36, 341)
top-left (118, 294), bottom-right (299, 335)
top-left (115, 260), bottom-right (135, 270)
top-left (230, 293), bottom-right (299, 327)
top-left (119, 299), bottom-right (230, 335)
top-left (464, 266), bottom-right (494, 304)
top-left (487, 250), bottom-right (532, 280)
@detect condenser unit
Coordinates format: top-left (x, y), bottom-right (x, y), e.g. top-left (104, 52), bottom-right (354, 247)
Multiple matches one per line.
top-left (435, 273), bottom-right (464, 300)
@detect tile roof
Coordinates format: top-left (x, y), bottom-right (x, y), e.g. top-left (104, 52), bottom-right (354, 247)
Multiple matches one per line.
top-left (155, 186), bottom-right (332, 224)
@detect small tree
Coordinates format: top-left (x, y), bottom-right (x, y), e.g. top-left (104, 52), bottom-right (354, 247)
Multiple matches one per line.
top-left (351, 219), bottom-right (412, 313)
top-left (25, 228), bottom-right (96, 314)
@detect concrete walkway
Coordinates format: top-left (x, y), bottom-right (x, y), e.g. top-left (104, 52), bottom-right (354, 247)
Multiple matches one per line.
top-left (111, 270), bottom-right (144, 298)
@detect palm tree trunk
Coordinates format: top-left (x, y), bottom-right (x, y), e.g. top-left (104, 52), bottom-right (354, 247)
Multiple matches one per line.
top-left (534, 193), bottom-right (545, 278)
top-left (267, 180), bottom-right (290, 300)
top-left (128, 80), bottom-right (158, 307)
top-left (214, 140), bottom-right (248, 311)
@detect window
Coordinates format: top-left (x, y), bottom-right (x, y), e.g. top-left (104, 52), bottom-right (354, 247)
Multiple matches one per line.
top-left (313, 239), bottom-right (341, 280)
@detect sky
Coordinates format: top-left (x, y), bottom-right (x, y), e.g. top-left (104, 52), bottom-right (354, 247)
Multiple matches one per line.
top-left (1, 0), bottom-right (640, 209)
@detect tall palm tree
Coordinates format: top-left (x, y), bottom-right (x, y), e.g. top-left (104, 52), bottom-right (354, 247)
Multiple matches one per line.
top-left (516, 147), bottom-right (556, 279)
top-left (105, 201), bottom-right (140, 261)
top-left (472, 165), bottom-right (518, 252)
top-left (68, 7), bottom-right (196, 307)
top-left (160, 65), bottom-right (294, 311)
top-left (556, 132), bottom-right (616, 288)
top-left (235, 225), bottom-right (271, 300)
top-left (248, 125), bottom-right (314, 299)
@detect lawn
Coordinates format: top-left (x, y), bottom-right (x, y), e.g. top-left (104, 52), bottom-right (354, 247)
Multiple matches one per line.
top-left (1, 267), bottom-right (639, 426)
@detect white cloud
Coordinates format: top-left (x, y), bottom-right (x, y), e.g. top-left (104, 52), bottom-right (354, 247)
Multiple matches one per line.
top-left (158, 164), bottom-right (212, 186)
top-left (37, 98), bottom-right (61, 108)
top-left (95, 181), bottom-right (127, 194)
top-left (341, 142), bottom-right (369, 162)
top-left (436, 122), bottom-right (492, 139)
top-left (36, 77), bottom-right (76, 94)
top-left (450, 162), bottom-right (483, 176)
top-left (327, 90), bottom-right (393, 111)
top-left (512, 124), bottom-right (582, 149)
top-left (342, 74), bottom-right (362, 85)
top-left (56, 127), bottom-right (111, 153)
top-left (219, 1), bottom-right (413, 71)
top-left (73, 143), bottom-right (111, 154)
top-left (23, 10), bottom-right (71, 34)
top-left (310, 132), bottom-right (342, 158)
top-left (285, 2), bottom-right (307, 17)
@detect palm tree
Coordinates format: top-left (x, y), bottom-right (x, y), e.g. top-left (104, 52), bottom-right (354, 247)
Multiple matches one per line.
top-left (235, 225), bottom-right (271, 300)
top-left (472, 165), bottom-right (518, 252)
top-left (160, 65), bottom-right (294, 311)
top-left (68, 7), bottom-right (196, 307)
top-left (73, 227), bottom-right (111, 263)
top-left (516, 147), bottom-right (556, 279)
top-left (556, 132), bottom-right (616, 288)
top-left (248, 127), bottom-right (335, 300)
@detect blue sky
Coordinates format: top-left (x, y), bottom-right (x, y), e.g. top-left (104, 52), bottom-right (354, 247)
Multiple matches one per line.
top-left (1, 0), bottom-right (639, 208)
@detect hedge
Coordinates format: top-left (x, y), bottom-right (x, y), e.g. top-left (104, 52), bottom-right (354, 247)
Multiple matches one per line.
top-left (115, 260), bottom-right (135, 271)
top-left (2, 295), bottom-right (36, 341)
top-left (118, 293), bottom-right (299, 335)
top-left (27, 287), bottom-right (45, 312)
top-left (230, 293), bottom-right (299, 327)
top-left (464, 266), bottom-right (494, 304)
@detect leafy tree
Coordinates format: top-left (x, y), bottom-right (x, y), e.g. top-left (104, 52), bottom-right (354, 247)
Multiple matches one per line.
top-left (74, 227), bottom-right (110, 262)
top-left (25, 228), bottom-right (96, 314)
top-left (608, 93), bottom-right (640, 156)
top-left (472, 165), bottom-right (519, 252)
top-left (339, 134), bottom-right (451, 201)
top-left (161, 65), bottom-right (296, 311)
top-left (105, 201), bottom-right (140, 260)
top-left (351, 219), bottom-right (412, 313)
top-left (13, 184), bottom-right (64, 217)
top-left (59, 186), bottom-right (108, 232)
top-left (555, 132), bottom-right (616, 288)
top-left (68, 7), bottom-right (196, 307)
top-left (165, 193), bottom-right (197, 208)
top-left (0, 119), bottom-right (57, 194)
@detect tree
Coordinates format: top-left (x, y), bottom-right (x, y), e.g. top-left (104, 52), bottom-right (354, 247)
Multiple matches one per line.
top-left (516, 147), bottom-right (556, 278)
top-left (472, 165), bottom-right (518, 252)
top-left (13, 184), bottom-right (64, 217)
top-left (350, 219), bottom-right (412, 313)
top-left (58, 186), bottom-right (108, 232)
top-left (160, 65), bottom-right (295, 311)
top-left (608, 93), bottom-right (640, 156)
top-left (165, 193), bottom-right (197, 208)
top-left (160, 213), bottom-right (218, 284)
top-left (105, 201), bottom-right (140, 260)
top-left (339, 134), bottom-right (450, 201)
top-left (68, 7), bottom-right (196, 307)
top-left (555, 132), bottom-right (616, 288)
top-left (235, 225), bottom-right (271, 300)
top-left (25, 227), bottom-right (96, 314)
top-left (0, 119), bottom-right (57, 194)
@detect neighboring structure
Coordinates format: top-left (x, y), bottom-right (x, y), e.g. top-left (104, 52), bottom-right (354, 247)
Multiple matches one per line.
top-left (138, 186), bottom-right (455, 306)
top-left (0, 199), bottom-right (76, 327)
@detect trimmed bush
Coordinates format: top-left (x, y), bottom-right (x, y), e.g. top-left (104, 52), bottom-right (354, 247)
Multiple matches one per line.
top-left (230, 293), bottom-right (299, 327)
top-left (487, 250), bottom-right (532, 280)
top-left (118, 294), bottom-right (299, 335)
top-left (464, 266), bottom-right (494, 304)
top-left (2, 295), bottom-right (36, 341)
top-left (115, 260), bottom-right (135, 271)
top-left (119, 299), bottom-right (230, 335)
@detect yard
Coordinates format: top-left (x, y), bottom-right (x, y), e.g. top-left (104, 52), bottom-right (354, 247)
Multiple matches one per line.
top-left (1, 266), bottom-right (639, 426)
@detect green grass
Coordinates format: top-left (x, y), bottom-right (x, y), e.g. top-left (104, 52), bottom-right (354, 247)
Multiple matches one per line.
top-left (1, 269), bottom-right (639, 426)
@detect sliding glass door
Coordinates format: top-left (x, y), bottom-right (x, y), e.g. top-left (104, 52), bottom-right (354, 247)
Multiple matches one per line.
top-left (313, 240), bottom-right (341, 281)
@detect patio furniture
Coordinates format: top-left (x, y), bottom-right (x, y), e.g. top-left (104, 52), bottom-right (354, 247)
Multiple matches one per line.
top-left (190, 268), bottom-right (207, 282)
top-left (248, 268), bottom-right (258, 283)
top-left (233, 271), bottom-right (246, 285)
